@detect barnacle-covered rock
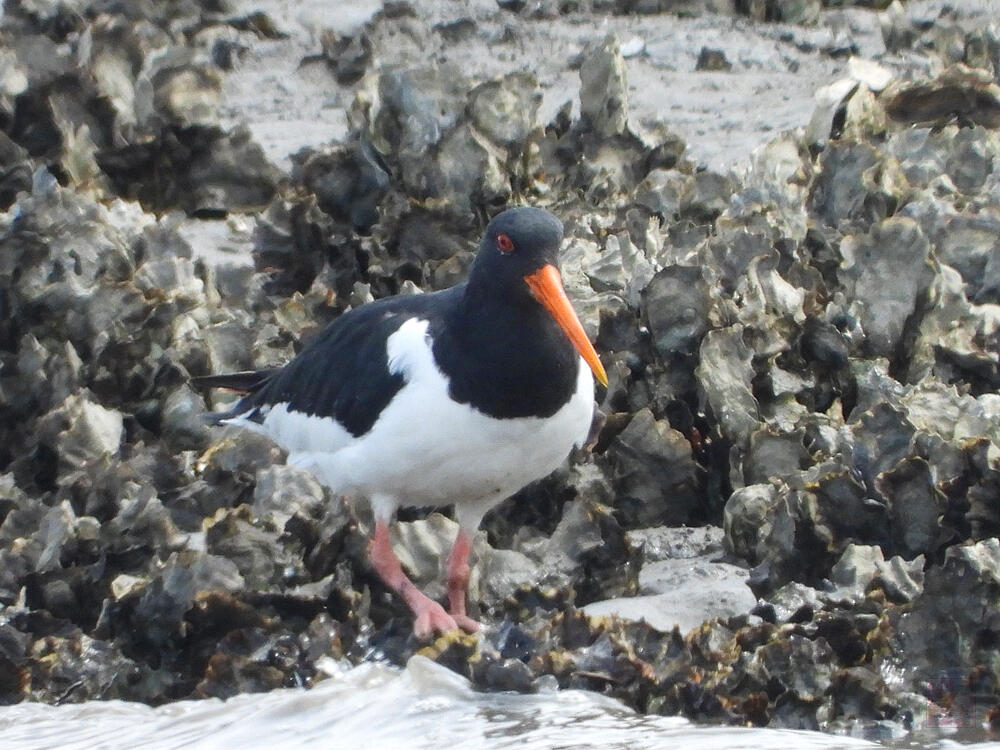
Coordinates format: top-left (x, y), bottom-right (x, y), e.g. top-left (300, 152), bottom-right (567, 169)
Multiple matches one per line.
top-left (252, 465), bottom-right (328, 527)
top-left (887, 538), bottom-right (1000, 692)
top-left (358, 65), bottom-right (539, 218)
top-left (2, 0), bottom-right (1000, 736)
top-left (579, 35), bottom-right (629, 139)
top-left (838, 217), bottom-right (934, 359)
top-left (826, 543), bottom-right (924, 604)
top-left (883, 65), bottom-right (1000, 129)
top-left (643, 265), bottom-right (712, 358)
top-left (584, 553), bottom-right (755, 634)
top-left (41, 393), bottom-right (124, 475)
top-left (604, 408), bottom-right (701, 526)
top-left (696, 326), bottom-right (759, 448)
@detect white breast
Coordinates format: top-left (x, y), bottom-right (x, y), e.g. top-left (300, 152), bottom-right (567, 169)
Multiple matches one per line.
top-left (254, 318), bottom-right (595, 527)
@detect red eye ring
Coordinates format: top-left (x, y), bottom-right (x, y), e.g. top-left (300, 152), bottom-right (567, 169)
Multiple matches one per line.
top-left (496, 233), bottom-right (514, 253)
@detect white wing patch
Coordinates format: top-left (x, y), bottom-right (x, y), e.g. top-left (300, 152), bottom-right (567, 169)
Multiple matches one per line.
top-left (386, 318), bottom-right (436, 382)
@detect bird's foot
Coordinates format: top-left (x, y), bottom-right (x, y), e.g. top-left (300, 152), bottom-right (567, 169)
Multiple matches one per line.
top-left (411, 599), bottom-right (481, 639)
top-left (412, 598), bottom-right (460, 640)
top-left (450, 612), bottom-right (481, 633)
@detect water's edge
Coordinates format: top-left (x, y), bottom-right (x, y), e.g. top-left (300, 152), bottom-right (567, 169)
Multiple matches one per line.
top-left (0, 657), bottom-right (888, 750)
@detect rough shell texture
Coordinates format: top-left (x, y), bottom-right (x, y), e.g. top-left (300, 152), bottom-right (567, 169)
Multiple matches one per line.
top-left (1, 0), bottom-right (1000, 740)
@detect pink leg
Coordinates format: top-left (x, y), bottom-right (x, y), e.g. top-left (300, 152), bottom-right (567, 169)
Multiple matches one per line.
top-left (446, 529), bottom-right (481, 632)
top-left (368, 520), bottom-right (458, 639)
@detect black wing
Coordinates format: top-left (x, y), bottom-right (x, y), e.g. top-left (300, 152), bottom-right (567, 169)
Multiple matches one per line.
top-left (198, 289), bottom-right (457, 437)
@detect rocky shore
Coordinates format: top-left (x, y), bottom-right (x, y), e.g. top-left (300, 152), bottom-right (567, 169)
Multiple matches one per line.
top-left (1, 0), bottom-right (1000, 741)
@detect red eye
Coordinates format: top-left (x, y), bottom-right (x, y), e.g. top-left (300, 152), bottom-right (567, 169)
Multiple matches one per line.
top-left (496, 233), bottom-right (514, 253)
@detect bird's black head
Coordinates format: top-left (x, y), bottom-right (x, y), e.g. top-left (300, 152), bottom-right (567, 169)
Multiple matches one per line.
top-left (465, 206), bottom-right (608, 387)
top-left (469, 206), bottom-right (565, 289)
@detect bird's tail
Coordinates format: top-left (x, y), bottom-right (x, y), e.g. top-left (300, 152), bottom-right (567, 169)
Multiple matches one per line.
top-left (189, 369), bottom-right (279, 394)
top-left (190, 369), bottom-right (278, 425)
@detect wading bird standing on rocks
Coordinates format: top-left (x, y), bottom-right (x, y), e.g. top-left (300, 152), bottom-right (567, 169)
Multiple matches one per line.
top-left (195, 206), bottom-right (607, 638)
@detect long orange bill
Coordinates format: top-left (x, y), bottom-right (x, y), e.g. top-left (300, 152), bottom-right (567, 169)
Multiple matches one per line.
top-left (524, 264), bottom-right (609, 387)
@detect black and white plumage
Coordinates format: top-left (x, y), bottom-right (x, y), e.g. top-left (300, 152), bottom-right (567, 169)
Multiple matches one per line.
top-left (195, 206), bottom-right (607, 638)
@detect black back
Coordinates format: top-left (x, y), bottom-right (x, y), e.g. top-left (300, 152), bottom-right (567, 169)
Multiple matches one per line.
top-left (213, 207), bottom-right (584, 435)
top-left (231, 291), bottom-right (448, 436)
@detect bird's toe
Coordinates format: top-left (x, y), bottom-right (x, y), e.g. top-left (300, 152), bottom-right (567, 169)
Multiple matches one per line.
top-left (452, 613), bottom-right (481, 633)
top-left (412, 600), bottom-right (459, 640)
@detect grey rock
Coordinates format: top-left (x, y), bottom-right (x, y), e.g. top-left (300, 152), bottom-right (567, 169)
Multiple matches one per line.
top-left (696, 326), bottom-right (759, 447)
top-left (26, 634), bottom-right (155, 704)
top-left (643, 265), bottom-right (711, 357)
top-left (879, 0), bottom-right (915, 53)
top-left (132, 551), bottom-right (245, 645)
top-left (392, 513), bottom-right (475, 601)
top-left (45, 393), bottom-right (124, 473)
top-left (467, 74), bottom-right (540, 148)
top-left (705, 230), bottom-right (771, 291)
top-left (839, 217), bottom-right (934, 358)
top-left (543, 497), bottom-right (609, 577)
top-left (634, 168), bottom-right (689, 219)
top-left (827, 543), bottom-right (924, 603)
top-left (682, 170), bottom-right (734, 224)
top-left (851, 403), bottom-right (914, 487)
top-left (931, 211), bottom-right (1000, 303)
top-left (199, 319), bottom-right (255, 375)
top-left (480, 547), bottom-right (539, 603)
top-left (890, 538), bottom-right (1000, 688)
top-left (765, 581), bottom-right (823, 623)
top-left (806, 78), bottom-right (857, 150)
top-left (197, 430), bottom-right (286, 477)
top-left (626, 525), bottom-right (724, 564)
top-left (808, 465), bottom-right (884, 548)
top-left (695, 47), bottom-right (731, 72)
top-left (252, 464), bottom-right (328, 527)
top-left (908, 263), bottom-right (1000, 388)
top-left (884, 64), bottom-right (1000, 129)
top-left (584, 548), bottom-right (754, 633)
top-left (205, 508), bottom-right (301, 590)
top-left (34, 501), bottom-right (78, 573)
top-left (748, 634), bottom-right (835, 702)
top-left (320, 27), bottom-right (373, 85)
top-left (799, 317), bottom-right (849, 371)
top-left (840, 84), bottom-right (889, 143)
top-left (185, 127), bottom-right (283, 214)
top-left (150, 65), bottom-right (222, 128)
top-left (877, 457), bottom-right (947, 559)
top-left (724, 483), bottom-right (779, 564)
top-left (161, 385), bottom-right (212, 448)
top-left (134, 257), bottom-right (204, 303)
top-left (432, 123), bottom-right (510, 214)
top-left (605, 408), bottom-right (700, 526)
top-left (848, 57), bottom-right (894, 93)
top-left (765, 0), bottom-right (821, 25)
top-left (294, 141), bottom-right (390, 232)
top-left (584, 558), bottom-right (755, 633)
top-left (808, 141), bottom-right (884, 233)
top-left (579, 35), bottom-right (629, 138)
top-left (745, 427), bottom-right (807, 486)
top-left (106, 484), bottom-right (188, 552)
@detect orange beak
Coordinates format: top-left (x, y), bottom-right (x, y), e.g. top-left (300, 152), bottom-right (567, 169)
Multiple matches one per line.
top-left (523, 264), bottom-right (608, 387)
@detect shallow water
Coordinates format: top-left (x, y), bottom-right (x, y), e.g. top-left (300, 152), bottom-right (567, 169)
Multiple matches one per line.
top-left (0, 657), bottom-right (860, 750)
top-left (1, 657), bottom-right (993, 750)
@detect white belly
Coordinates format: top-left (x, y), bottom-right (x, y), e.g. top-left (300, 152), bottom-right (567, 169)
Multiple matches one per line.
top-left (256, 319), bottom-right (595, 526)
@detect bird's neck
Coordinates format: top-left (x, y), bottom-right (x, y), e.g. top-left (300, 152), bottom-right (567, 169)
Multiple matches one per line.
top-left (429, 282), bottom-right (581, 419)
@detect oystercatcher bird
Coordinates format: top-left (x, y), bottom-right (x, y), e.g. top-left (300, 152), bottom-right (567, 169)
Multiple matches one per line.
top-left (195, 206), bottom-right (607, 638)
